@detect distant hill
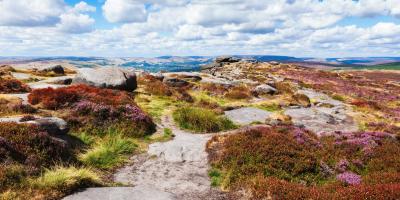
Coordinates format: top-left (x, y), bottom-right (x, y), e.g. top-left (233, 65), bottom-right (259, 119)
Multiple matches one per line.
top-left (1, 55), bottom-right (400, 72)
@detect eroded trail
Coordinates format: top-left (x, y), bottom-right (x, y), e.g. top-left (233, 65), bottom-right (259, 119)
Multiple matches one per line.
top-left (64, 115), bottom-right (226, 200)
top-left (114, 115), bottom-right (226, 200)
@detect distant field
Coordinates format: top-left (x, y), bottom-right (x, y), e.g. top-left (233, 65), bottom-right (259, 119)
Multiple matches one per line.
top-left (350, 62), bottom-right (400, 70)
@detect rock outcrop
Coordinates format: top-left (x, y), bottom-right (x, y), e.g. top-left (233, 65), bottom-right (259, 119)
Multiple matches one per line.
top-left (201, 56), bottom-right (241, 71)
top-left (0, 116), bottom-right (69, 135)
top-left (38, 65), bottom-right (65, 75)
top-left (73, 67), bottom-right (137, 91)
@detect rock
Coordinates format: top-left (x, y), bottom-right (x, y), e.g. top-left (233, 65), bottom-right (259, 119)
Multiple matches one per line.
top-left (284, 107), bottom-right (358, 136)
top-left (253, 84), bottom-right (277, 95)
top-left (215, 56), bottom-right (241, 63)
top-left (224, 107), bottom-right (272, 125)
top-left (201, 62), bottom-right (222, 70)
top-left (269, 61), bottom-right (280, 65)
top-left (292, 93), bottom-right (311, 107)
top-left (73, 67), bottom-right (137, 91)
top-left (0, 116), bottom-right (69, 135)
top-left (163, 78), bottom-right (189, 87)
top-left (52, 78), bottom-right (73, 85)
top-left (165, 72), bottom-right (202, 82)
top-left (63, 186), bottom-right (176, 200)
top-left (0, 65), bottom-right (16, 76)
top-left (38, 65), bottom-right (65, 75)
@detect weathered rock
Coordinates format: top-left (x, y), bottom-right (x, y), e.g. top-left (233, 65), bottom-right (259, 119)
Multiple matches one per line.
top-left (284, 107), bottom-right (358, 136)
top-left (201, 62), bottom-right (222, 70)
top-left (0, 116), bottom-right (69, 135)
top-left (163, 78), bottom-right (189, 87)
top-left (73, 67), bottom-right (137, 91)
top-left (269, 61), bottom-right (280, 65)
top-left (63, 186), bottom-right (176, 200)
top-left (224, 107), bottom-right (272, 125)
top-left (292, 93), bottom-right (311, 107)
top-left (253, 84), bottom-right (277, 95)
top-left (38, 65), bottom-right (65, 75)
top-left (52, 78), bottom-right (73, 85)
top-left (215, 56), bottom-right (241, 63)
top-left (0, 65), bottom-right (16, 76)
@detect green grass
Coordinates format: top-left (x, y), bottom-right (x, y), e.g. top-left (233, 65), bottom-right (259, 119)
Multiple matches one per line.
top-left (79, 133), bottom-right (138, 169)
top-left (136, 95), bottom-right (175, 121)
top-left (208, 168), bottom-right (222, 187)
top-left (31, 166), bottom-right (101, 190)
top-left (173, 106), bottom-right (236, 132)
top-left (254, 103), bottom-right (281, 112)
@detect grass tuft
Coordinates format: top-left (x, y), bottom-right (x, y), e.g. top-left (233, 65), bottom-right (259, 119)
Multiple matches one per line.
top-left (79, 133), bottom-right (137, 169)
top-left (31, 166), bottom-right (101, 190)
top-left (173, 106), bottom-right (236, 132)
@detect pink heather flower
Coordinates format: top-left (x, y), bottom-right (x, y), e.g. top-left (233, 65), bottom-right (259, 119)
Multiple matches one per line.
top-left (335, 159), bottom-right (349, 173)
top-left (336, 172), bottom-right (361, 185)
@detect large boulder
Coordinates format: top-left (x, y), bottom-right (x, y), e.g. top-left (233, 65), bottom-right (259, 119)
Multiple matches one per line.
top-left (38, 65), bottom-right (65, 75)
top-left (253, 84), bottom-right (277, 95)
top-left (73, 67), bottom-right (137, 91)
top-left (0, 116), bottom-right (69, 135)
top-left (215, 56), bottom-right (241, 63)
top-left (163, 77), bottom-right (189, 87)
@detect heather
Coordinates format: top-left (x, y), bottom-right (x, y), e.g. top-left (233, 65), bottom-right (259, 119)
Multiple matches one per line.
top-left (207, 125), bottom-right (400, 199)
top-left (271, 67), bottom-right (400, 123)
top-left (0, 77), bottom-right (31, 93)
top-left (28, 84), bottom-right (156, 137)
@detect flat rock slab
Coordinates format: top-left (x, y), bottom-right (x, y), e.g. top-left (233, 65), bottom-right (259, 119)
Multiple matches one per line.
top-left (63, 186), bottom-right (175, 200)
top-left (224, 107), bottom-right (272, 125)
top-left (285, 107), bottom-right (358, 136)
top-left (28, 82), bottom-right (67, 89)
top-left (11, 72), bottom-right (31, 80)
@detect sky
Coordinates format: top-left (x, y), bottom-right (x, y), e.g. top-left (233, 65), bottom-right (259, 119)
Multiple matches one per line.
top-left (0, 0), bottom-right (400, 57)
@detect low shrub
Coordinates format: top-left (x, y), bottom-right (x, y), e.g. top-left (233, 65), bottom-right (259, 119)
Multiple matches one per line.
top-left (79, 133), bottom-right (137, 169)
top-left (31, 166), bottom-right (101, 192)
top-left (28, 84), bottom-right (132, 109)
top-left (224, 85), bottom-right (252, 99)
top-left (208, 125), bottom-right (400, 199)
top-left (70, 101), bottom-right (156, 137)
top-left (173, 106), bottom-right (236, 132)
top-left (208, 125), bottom-right (322, 185)
top-left (0, 78), bottom-right (31, 93)
top-left (139, 74), bottom-right (172, 96)
top-left (0, 123), bottom-right (73, 169)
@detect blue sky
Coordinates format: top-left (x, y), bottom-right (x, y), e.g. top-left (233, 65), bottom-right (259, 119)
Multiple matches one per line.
top-left (0, 0), bottom-right (399, 57)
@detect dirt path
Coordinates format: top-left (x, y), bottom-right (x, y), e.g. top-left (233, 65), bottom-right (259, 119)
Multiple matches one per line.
top-left (64, 115), bottom-right (227, 200)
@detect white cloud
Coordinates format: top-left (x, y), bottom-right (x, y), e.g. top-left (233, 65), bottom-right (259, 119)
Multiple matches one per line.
top-left (102, 0), bottom-right (147, 23)
top-left (0, 0), bottom-right (65, 26)
top-left (57, 13), bottom-right (95, 34)
top-left (1, 0), bottom-right (400, 57)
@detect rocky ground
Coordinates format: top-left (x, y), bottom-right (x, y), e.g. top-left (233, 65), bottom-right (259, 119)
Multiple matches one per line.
top-left (1, 57), bottom-right (399, 199)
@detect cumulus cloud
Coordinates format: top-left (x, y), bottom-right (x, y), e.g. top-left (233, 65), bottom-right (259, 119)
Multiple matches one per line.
top-left (0, 0), bottom-right (65, 26)
top-left (102, 0), bottom-right (148, 23)
top-left (1, 0), bottom-right (400, 57)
